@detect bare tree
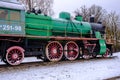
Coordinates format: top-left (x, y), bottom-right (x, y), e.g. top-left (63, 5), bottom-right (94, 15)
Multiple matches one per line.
top-left (74, 5), bottom-right (89, 21)
top-left (88, 5), bottom-right (106, 23)
top-left (74, 4), bottom-right (106, 22)
top-left (18, 0), bottom-right (54, 16)
top-left (104, 12), bottom-right (120, 51)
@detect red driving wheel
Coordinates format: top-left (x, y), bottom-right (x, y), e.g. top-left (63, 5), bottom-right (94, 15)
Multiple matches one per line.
top-left (64, 41), bottom-right (79, 60)
top-left (46, 41), bottom-right (63, 62)
top-left (6, 46), bottom-right (24, 65)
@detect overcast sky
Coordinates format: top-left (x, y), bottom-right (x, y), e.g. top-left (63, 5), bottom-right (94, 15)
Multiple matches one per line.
top-left (53, 0), bottom-right (120, 17)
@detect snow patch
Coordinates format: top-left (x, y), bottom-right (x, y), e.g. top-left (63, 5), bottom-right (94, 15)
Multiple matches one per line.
top-left (0, 53), bottom-right (120, 80)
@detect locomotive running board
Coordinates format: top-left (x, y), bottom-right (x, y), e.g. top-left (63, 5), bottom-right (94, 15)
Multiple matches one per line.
top-left (0, 34), bottom-right (99, 41)
top-left (26, 35), bottom-right (99, 41)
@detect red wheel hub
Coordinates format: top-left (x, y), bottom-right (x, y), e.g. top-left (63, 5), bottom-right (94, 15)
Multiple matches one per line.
top-left (64, 41), bottom-right (79, 60)
top-left (12, 53), bottom-right (19, 60)
top-left (50, 47), bottom-right (58, 56)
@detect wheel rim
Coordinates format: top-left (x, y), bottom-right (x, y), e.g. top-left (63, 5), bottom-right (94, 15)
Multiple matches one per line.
top-left (46, 41), bottom-right (63, 62)
top-left (64, 41), bottom-right (79, 60)
top-left (103, 48), bottom-right (111, 57)
top-left (83, 49), bottom-right (90, 59)
top-left (6, 46), bottom-right (24, 65)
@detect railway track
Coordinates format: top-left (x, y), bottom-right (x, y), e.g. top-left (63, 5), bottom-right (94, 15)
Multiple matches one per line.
top-left (0, 56), bottom-right (117, 68)
top-left (0, 55), bottom-right (119, 80)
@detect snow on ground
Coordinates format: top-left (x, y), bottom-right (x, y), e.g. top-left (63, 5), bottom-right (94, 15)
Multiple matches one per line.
top-left (0, 53), bottom-right (120, 80)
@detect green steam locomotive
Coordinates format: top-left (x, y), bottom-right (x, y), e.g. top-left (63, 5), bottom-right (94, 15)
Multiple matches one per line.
top-left (0, 0), bottom-right (112, 65)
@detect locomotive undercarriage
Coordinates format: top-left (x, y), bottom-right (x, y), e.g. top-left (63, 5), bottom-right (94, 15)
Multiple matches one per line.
top-left (0, 36), bottom-right (112, 66)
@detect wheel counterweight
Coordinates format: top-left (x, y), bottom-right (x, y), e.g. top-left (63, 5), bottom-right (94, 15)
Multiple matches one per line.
top-left (6, 46), bottom-right (24, 65)
top-left (64, 41), bottom-right (79, 60)
top-left (46, 41), bottom-right (63, 62)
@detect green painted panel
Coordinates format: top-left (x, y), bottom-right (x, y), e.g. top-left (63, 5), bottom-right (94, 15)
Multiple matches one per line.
top-left (0, 8), bottom-right (25, 35)
top-left (26, 23), bottom-right (51, 30)
top-left (21, 11), bottom-right (25, 22)
top-left (95, 31), bottom-right (101, 39)
top-left (26, 28), bottom-right (51, 36)
top-left (59, 12), bottom-right (70, 20)
top-left (0, 20), bottom-right (25, 35)
top-left (52, 19), bottom-right (91, 36)
top-left (99, 39), bottom-right (106, 55)
top-left (95, 32), bottom-right (106, 55)
top-left (25, 13), bottom-right (52, 36)
top-left (75, 16), bottom-right (83, 21)
top-left (26, 13), bottom-right (51, 20)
